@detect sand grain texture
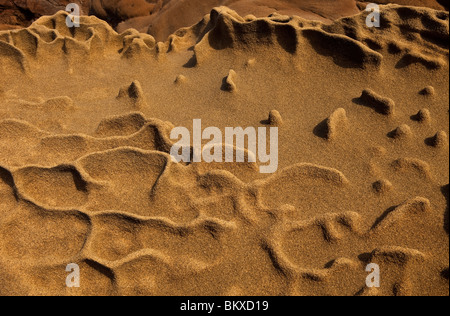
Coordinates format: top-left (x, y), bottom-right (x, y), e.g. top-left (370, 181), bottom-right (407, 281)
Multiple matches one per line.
top-left (0, 4), bottom-right (449, 296)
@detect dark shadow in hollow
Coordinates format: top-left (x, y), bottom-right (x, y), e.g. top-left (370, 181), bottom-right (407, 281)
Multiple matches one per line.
top-left (370, 205), bottom-right (397, 230)
top-left (313, 118), bottom-right (329, 139)
top-left (442, 184), bottom-right (449, 235)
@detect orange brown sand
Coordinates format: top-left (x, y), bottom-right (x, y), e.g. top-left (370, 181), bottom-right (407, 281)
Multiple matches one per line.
top-left (0, 4), bottom-right (449, 296)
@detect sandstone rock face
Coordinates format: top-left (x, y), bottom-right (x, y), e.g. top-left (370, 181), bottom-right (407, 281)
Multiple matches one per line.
top-left (113, 0), bottom-right (450, 41)
top-left (1, 0), bottom-right (449, 38)
top-left (360, 0), bottom-right (448, 10)
top-left (90, 0), bottom-right (156, 24)
top-left (0, 0), bottom-right (90, 30)
top-left (116, 0), bottom-right (363, 41)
